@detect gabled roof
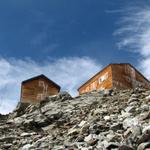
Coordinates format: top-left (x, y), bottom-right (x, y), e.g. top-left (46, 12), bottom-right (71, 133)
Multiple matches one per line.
top-left (22, 74), bottom-right (61, 90)
top-left (78, 63), bottom-right (150, 91)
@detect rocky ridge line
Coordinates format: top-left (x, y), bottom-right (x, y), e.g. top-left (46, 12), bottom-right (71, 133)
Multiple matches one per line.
top-left (0, 89), bottom-right (150, 150)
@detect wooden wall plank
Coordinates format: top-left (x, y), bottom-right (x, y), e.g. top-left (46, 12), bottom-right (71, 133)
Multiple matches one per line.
top-left (21, 77), bottom-right (60, 104)
top-left (78, 64), bottom-right (150, 95)
top-left (79, 65), bottom-right (113, 94)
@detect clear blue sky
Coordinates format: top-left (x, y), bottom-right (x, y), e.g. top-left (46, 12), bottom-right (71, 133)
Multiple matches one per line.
top-left (0, 0), bottom-right (150, 114)
top-left (0, 0), bottom-right (143, 65)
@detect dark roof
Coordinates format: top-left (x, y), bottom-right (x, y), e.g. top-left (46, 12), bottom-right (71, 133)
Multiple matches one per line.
top-left (78, 63), bottom-right (150, 91)
top-left (22, 74), bottom-right (61, 89)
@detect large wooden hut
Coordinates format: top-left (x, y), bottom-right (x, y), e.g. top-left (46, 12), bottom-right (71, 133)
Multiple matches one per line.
top-left (78, 63), bottom-right (150, 94)
top-left (20, 74), bottom-right (61, 103)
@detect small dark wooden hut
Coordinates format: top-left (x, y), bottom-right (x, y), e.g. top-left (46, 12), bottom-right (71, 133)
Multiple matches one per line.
top-left (20, 74), bottom-right (60, 103)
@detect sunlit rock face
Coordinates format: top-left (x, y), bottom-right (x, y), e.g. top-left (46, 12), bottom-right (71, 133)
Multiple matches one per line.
top-left (0, 89), bottom-right (150, 150)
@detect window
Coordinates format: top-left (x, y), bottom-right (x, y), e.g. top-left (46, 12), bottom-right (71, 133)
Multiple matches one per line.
top-left (98, 72), bottom-right (108, 84)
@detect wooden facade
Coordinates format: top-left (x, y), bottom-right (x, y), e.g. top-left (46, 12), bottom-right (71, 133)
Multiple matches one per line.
top-left (20, 74), bottom-right (61, 104)
top-left (78, 63), bottom-right (150, 94)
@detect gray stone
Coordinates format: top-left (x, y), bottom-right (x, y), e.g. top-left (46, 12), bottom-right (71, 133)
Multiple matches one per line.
top-left (0, 136), bottom-right (16, 142)
top-left (119, 145), bottom-right (134, 150)
top-left (14, 102), bottom-right (30, 117)
top-left (128, 97), bottom-right (138, 104)
top-left (141, 105), bottom-right (149, 112)
top-left (20, 132), bottom-right (36, 137)
top-left (3, 143), bottom-right (12, 149)
top-left (20, 144), bottom-right (35, 150)
top-left (105, 142), bottom-right (119, 149)
top-left (68, 126), bottom-right (80, 135)
top-left (143, 125), bottom-right (150, 134)
top-left (137, 142), bottom-right (150, 150)
top-left (84, 134), bottom-right (98, 146)
top-left (89, 124), bottom-right (101, 134)
top-left (125, 106), bottom-right (136, 113)
top-left (46, 91), bottom-right (72, 102)
top-left (104, 116), bottom-right (111, 121)
top-left (33, 114), bottom-right (49, 127)
top-left (110, 123), bottom-right (123, 131)
top-left (137, 130), bottom-right (150, 144)
top-left (0, 89), bottom-right (150, 149)
top-left (123, 118), bottom-right (139, 129)
top-left (13, 117), bottom-right (24, 125)
top-left (145, 95), bottom-right (150, 100)
top-left (131, 125), bottom-right (142, 137)
top-left (139, 112), bottom-right (150, 121)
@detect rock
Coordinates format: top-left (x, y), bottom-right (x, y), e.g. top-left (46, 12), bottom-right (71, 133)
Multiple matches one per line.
top-left (58, 91), bottom-right (73, 100)
top-left (0, 136), bottom-right (16, 142)
top-left (120, 110), bottom-right (131, 119)
top-left (92, 108), bottom-right (108, 116)
top-left (22, 118), bottom-right (35, 128)
top-left (30, 136), bottom-right (53, 149)
top-left (110, 123), bottom-right (123, 131)
top-left (139, 112), bottom-right (150, 121)
top-left (129, 101), bottom-right (139, 106)
top-left (145, 95), bottom-right (150, 100)
top-left (13, 117), bottom-right (24, 125)
top-left (105, 142), bottom-right (119, 149)
top-left (142, 125), bottom-right (150, 133)
top-left (98, 89), bottom-right (113, 96)
top-left (130, 125), bottom-right (142, 137)
top-left (104, 116), bottom-right (111, 121)
top-left (76, 135), bottom-right (84, 142)
top-left (119, 145), bottom-right (134, 150)
top-left (52, 145), bottom-right (64, 150)
top-left (84, 134), bottom-right (98, 146)
top-left (137, 142), bottom-right (150, 150)
top-left (0, 89), bottom-right (150, 149)
top-left (41, 108), bottom-right (63, 122)
top-left (106, 132), bottom-right (116, 142)
top-left (137, 129), bottom-right (150, 144)
top-left (80, 123), bottom-right (90, 134)
top-left (123, 118), bottom-right (139, 129)
top-left (68, 126), bottom-right (80, 136)
top-left (89, 124), bottom-right (101, 134)
top-left (125, 106), bottom-right (136, 113)
top-left (124, 128), bottom-right (132, 137)
top-left (33, 113), bottom-right (49, 127)
top-left (14, 102), bottom-right (30, 117)
top-left (46, 91), bottom-right (72, 102)
top-left (20, 144), bottom-right (34, 150)
top-left (3, 143), bottom-right (13, 149)
top-left (103, 89), bottom-right (113, 96)
top-left (128, 97), bottom-right (139, 104)
top-left (78, 120), bottom-right (87, 127)
top-left (140, 105), bottom-right (149, 112)
top-left (20, 132), bottom-right (36, 137)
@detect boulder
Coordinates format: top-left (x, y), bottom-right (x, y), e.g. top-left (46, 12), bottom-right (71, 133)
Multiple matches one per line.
top-left (137, 142), bottom-right (150, 150)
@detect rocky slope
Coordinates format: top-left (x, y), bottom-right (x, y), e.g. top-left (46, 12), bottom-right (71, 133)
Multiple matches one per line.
top-left (0, 88), bottom-right (150, 150)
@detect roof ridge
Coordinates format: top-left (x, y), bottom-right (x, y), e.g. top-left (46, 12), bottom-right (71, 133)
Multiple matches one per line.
top-left (22, 74), bottom-right (61, 89)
